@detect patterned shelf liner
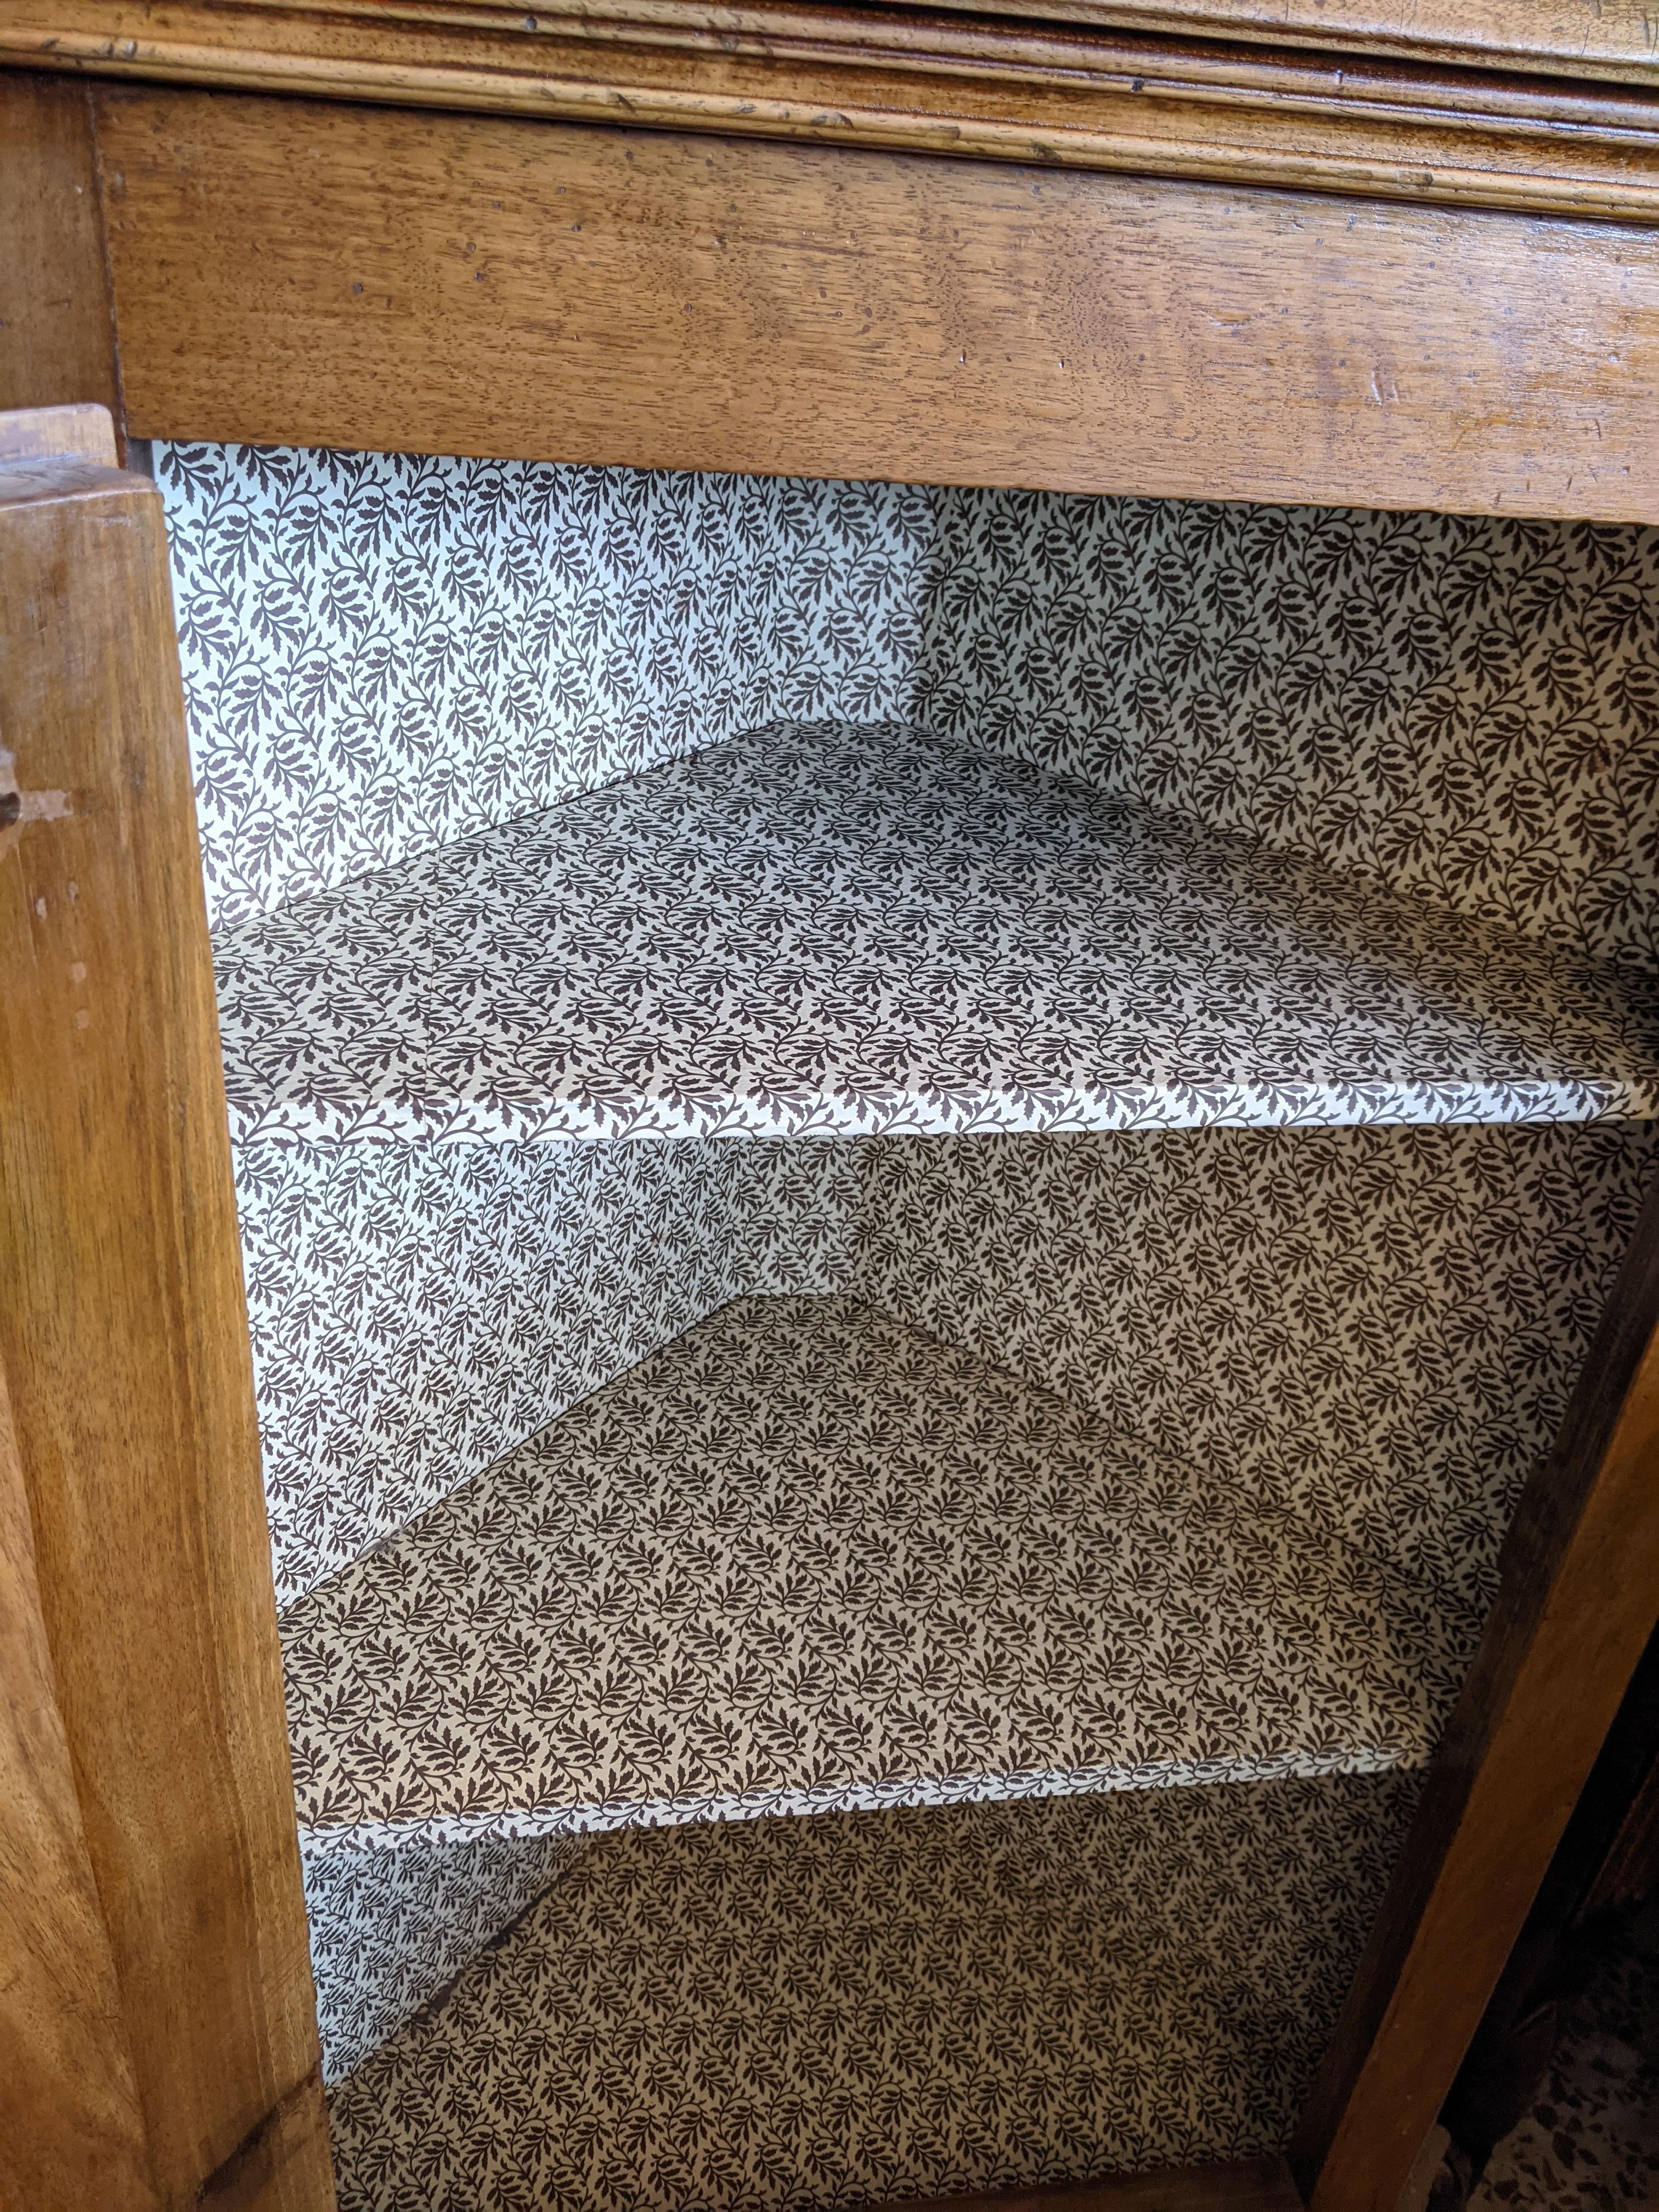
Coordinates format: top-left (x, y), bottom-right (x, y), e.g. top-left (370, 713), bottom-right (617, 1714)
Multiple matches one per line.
top-left (281, 1296), bottom-right (1472, 1849)
top-left (321, 1775), bottom-right (1421, 2205)
top-left (218, 723), bottom-right (1659, 1149)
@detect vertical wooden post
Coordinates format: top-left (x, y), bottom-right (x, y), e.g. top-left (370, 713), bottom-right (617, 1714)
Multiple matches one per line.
top-left (0, 1346), bottom-right (161, 2210)
top-left (1290, 1175), bottom-right (1659, 2211)
top-left (0, 412), bottom-right (334, 2210)
top-left (0, 73), bottom-right (125, 449)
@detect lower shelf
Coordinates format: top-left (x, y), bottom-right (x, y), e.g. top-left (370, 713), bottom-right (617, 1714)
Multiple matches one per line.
top-left (281, 1296), bottom-right (1469, 1847)
top-left (319, 1782), bottom-right (1409, 2209)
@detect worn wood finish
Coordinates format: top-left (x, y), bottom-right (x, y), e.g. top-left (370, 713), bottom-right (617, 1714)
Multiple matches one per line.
top-left (0, 433), bottom-right (334, 2210)
top-left (1439, 1627), bottom-right (1659, 2172)
top-left (0, 73), bottom-right (123, 451)
top-left (885, 0), bottom-right (1659, 84)
top-left (887, 2157), bottom-right (1301, 2210)
top-left (92, 84), bottom-right (1659, 520)
top-left (15, 3), bottom-right (1659, 219)
top-left (0, 400), bottom-right (117, 465)
top-left (1291, 1169), bottom-right (1659, 2211)
top-left (0, 1350), bottom-right (161, 2212)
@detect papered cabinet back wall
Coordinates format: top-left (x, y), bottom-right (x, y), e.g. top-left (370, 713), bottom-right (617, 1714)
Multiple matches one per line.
top-left (148, 435), bottom-right (1659, 2207)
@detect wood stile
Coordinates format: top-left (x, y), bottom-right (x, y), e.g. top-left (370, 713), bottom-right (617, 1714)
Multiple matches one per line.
top-left (0, 410), bottom-right (334, 2211)
top-left (10, 0), bottom-right (1659, 223)
top-left (1291, 1167), bottom-right (1659, 2209)
top-left (0, 75), bottom-right (124, 448)
top-left (0, 1341), bottom-right (160, 2211)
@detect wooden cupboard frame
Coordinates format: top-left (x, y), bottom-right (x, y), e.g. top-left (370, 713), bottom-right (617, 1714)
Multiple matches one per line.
top-left (5, 32), bottom-right (1659, 2211)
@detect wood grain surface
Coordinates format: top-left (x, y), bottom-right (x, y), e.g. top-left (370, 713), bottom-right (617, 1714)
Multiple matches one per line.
top-left (1291, 1166), bottom-right (1659, 2210)
top-left (93, 84), bottom-right (1659, 520)
top-left (883, 0), bottom-right (1659, 83)
top-left (12, 2), bottom-right (1659, 219)
top-left (0, 441), bottom-right (334, 2209)
top-left (0, 1350), bottom-right (160, 2212)
top-left (0, 74), bottom-right (123, 450)
top-left (0, 400), bottom-right (118, 465)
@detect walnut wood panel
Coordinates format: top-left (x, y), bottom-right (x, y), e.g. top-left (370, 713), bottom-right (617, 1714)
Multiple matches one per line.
top-left (0, 1350), bottom-right (160, 2212)
top-left (92, 84), bottom-right (1659, 520)
top-left (0, 73), bottom-right (123, 451)
top-left (14, 3), bottom-right (1659, 220)
top-left (0, 430), bottom-right (334, 2209)
top-left (1291, 1167), bottom-right (1659, 2210)
top-left (884, 2158), bottom-right (1301, 2210)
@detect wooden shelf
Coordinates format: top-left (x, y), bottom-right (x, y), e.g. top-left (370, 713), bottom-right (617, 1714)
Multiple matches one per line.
top-left (218, 723), bottom-right (1659, 1150)
top-left (281, 1295), bottom-right (1468, 1846)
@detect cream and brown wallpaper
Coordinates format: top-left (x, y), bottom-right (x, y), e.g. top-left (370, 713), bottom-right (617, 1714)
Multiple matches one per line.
top-left (156, 442), bottom-right (1659, 2203)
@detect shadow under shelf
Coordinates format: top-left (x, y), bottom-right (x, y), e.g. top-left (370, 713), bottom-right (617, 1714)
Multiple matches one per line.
top-left (282, 1295), bottom-right (1472, 1850)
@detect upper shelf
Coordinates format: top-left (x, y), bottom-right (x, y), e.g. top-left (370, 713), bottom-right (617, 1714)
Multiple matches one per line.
top-left (216, 722), bottom-right (1659, 1148)
top-left (282, 1294), bottom-right (1463, 1846)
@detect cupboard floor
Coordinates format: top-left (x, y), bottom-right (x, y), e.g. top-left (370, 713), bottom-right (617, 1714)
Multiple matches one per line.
top-left (321, 1778), bottom-right (1417, 2209)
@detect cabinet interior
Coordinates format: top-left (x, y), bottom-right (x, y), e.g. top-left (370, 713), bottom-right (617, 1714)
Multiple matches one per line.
top-left (158, 438), bottom-right (1659, 2207)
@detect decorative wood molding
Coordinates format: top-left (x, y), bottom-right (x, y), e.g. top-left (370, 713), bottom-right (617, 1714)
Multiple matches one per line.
top-left (10, 1), bottom-right (1659, 219)
top-left (89, 86), bottom-right (1659, 520)
top-left (872, 0), bottom-right (1659, 86)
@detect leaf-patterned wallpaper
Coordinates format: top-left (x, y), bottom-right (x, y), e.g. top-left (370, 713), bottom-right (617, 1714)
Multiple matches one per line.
top-left (212, 720), bottom-right (1659, 1152)
top-left (240, 1136), bottom-right (857, 1604)
top-left (917, 493), bottom-right (1659, 971)
top-left (160, 445), bottom-right (1659, 968)
top-left (280, 1296), bottom-right (1462, 1852)
top-left (158, 444), bottom-right (931, 929)
top-left (155, 440), bottom-right (1659, 2198)
top-left (855, 1119), bottom-right (1658, 1611)
top-left (321, 1778), bottom-right (1419, 2194)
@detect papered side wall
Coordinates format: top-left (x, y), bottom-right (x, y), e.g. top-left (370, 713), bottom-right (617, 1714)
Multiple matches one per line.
top-left (855, 1120), bottom-right (1659, 1609)
top-left (242, 1138), bottom-right (857, 1603)
top-left (156, 444), bottom-right (931, 929)
top-left (323, 1775), bottom-right (1420, 2206)
top-left (916, 495), bottom-right (1659, 969)
top-left (161, 444), bottom-right (1659, 968)
top-left (303, 1832), bottom-right (580, 2084)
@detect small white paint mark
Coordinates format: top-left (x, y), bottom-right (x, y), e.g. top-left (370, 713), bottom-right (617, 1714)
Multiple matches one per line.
top-left (0, 746), bottom-right (72, 853)
top-left (69, 962), bottom-right (86, 983)
top-left (74, 1011), bottom-right (89, 1031)
top-left (18, 789), bottom-right (71, 823)
top-left (35, 896), bottom-right (46, 919)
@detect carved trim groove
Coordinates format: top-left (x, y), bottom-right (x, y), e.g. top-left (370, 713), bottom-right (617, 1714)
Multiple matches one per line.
top-left (11, 0), bottom-right (1659, 218)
